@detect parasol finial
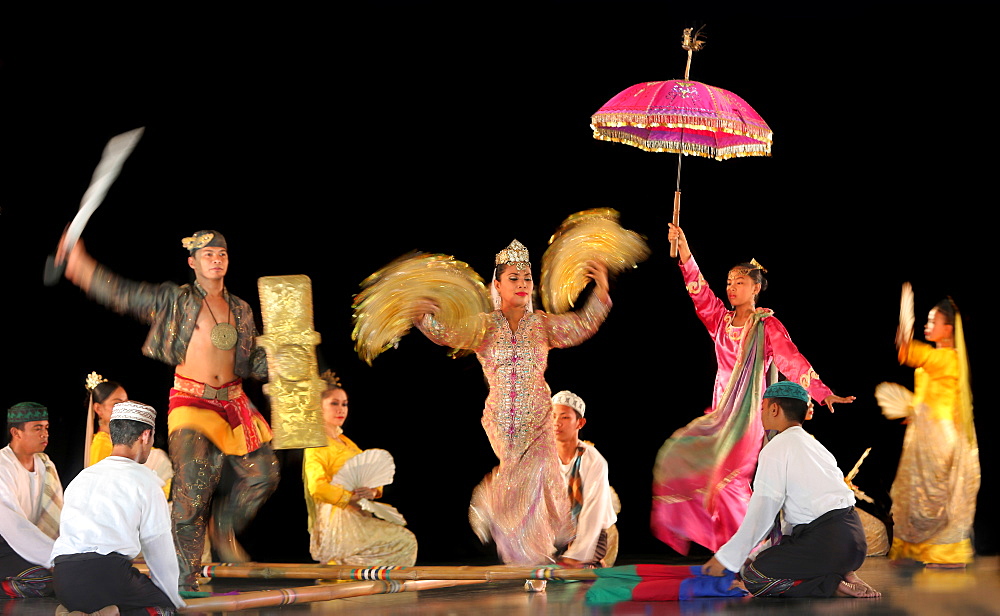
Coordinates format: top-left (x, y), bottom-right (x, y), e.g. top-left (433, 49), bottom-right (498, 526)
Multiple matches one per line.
top-left (681, 26), bottom-right (706, 80)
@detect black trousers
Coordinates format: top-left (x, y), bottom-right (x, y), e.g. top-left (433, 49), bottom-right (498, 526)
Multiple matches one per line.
top-left (741, 507), bottom-right (867, 597)
top-left (53, 553), bottom-right (174, 614)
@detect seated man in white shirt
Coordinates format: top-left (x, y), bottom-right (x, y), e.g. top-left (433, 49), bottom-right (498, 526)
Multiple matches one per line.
top-left (51, 401), bottom-right (185, 615)
top-left (0, 401), bottom-right (62, 599)
top-left (552, 390), bottom-right (618, 568)
top-left (702, 381), bottom-right (879, 598)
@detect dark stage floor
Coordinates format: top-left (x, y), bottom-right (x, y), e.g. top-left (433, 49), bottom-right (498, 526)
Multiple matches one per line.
top-left (3, 555), bottom-right (997, 615)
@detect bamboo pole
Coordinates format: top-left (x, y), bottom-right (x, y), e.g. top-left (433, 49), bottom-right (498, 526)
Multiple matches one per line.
top-left (180, 579), bottom-right (486, 612)
top-left (198, 563), bottom-right (600, 581)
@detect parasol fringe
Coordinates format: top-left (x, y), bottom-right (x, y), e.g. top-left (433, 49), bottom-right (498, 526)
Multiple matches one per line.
top-left (179, 579), bottom-right (486, 612)
top-left (541, 208), bottom-right (650, 314)
top-left (592, 129), bottom-right (771, 160)
top-left (590, 117), bottom-right (772, 143)
top-left (351, 251), bottom-right (491, 364)
top-left (198, 563), bottom-right (601, 581)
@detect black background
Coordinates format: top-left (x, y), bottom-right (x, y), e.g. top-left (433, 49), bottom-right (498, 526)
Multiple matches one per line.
top-left (1, 5), bottom-right (993, 564)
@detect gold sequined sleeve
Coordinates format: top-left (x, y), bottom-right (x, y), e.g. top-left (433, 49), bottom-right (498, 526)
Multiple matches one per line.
top-left (416, 312), bottom-right (488, 352)
top-left (541, 292), bottom-right (611, 349)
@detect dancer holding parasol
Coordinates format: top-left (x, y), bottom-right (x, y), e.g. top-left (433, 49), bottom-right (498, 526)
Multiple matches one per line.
top-left (651, 223), bottom-right (854, 555)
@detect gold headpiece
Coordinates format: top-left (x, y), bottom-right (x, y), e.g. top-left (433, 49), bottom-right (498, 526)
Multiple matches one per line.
top-left (182, 232), bottom-right (215, 252)
top-left (495, 239), bottom-right (531, 270)
top-left (85, 371), bottom-right (108, 392)
top-left (731, 258), bottom-right (767, 277)
top-left (319, 370), bottom-right (342, 389)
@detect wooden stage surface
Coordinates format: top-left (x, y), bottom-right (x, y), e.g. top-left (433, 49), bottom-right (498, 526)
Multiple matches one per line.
top-left (4, 555), bottom-right (997, 615)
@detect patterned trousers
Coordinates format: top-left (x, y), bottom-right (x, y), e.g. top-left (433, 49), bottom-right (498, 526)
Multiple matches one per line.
top-left (169, 429), bottom-right (279, 588)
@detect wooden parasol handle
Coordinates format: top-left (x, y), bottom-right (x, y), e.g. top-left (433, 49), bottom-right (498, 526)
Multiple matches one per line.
top-left (670, 190), bottom-right (681, 258)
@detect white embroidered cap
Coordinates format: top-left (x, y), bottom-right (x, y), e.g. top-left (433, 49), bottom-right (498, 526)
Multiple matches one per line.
top-left (110, 401), bottom-right (157, 427)
top-left (552, 390), bottom-right (586, 417)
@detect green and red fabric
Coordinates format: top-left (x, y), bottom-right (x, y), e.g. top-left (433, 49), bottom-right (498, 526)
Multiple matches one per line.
top-left (586, 565), bottom-right (747, 604)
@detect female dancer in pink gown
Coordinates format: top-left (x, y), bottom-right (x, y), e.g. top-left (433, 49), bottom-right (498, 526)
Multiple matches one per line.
top-left (652, 224), bottom-right (854, 555)
top-left (418, 241), bottom-right (611, 565)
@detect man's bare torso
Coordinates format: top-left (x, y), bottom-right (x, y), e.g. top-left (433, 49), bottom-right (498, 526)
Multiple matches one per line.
top-left (177, 294), bottom-right (237, 387)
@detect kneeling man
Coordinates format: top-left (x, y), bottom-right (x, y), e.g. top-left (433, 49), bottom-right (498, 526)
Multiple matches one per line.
top-left (52, 401), bottom-right (184, 613)
top-left (702, 382), bottom-right (879, 598)
top-left (552, 390), bottom-right (618, 568)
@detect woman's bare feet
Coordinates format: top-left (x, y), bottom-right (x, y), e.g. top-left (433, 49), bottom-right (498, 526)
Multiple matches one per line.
top-left (925, 562), bottom-right (966, 569)
top-left (836, 572), bottom-right (881, 598)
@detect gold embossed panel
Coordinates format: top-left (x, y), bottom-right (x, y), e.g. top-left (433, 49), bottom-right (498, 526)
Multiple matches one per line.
top-left (257, 275), bottom-right (327, 449)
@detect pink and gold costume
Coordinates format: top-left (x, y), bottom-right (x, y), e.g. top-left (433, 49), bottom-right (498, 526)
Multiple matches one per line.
top-left (652, 256), bottom-right (834, 554)
top-left (420, 293), bottom-right (610, 564)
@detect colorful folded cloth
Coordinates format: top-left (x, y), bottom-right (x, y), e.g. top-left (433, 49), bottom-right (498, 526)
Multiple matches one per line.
top-left (586, 565), bottom-right (748, 604)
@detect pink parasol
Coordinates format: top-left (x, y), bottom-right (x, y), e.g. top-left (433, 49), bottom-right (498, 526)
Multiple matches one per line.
top-left (590, 28), bottom-right (772, 256)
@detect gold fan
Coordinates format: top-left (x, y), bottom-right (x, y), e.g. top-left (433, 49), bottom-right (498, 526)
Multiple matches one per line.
top-left (352, 252), bottom-right (491, 364)
top-left (541, 208), bottom-right (649, 314)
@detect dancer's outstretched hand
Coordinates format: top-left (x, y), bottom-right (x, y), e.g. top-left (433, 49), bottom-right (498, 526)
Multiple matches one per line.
top-left (823, 394), bottom-right (856, 413)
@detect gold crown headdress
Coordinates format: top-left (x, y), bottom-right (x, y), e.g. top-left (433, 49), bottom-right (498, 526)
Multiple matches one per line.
top-left (495, 239), bottom-right (531, 270)
top-left (730, 258), bottom-right (767, 277)
top-left (85, 371), bottom-right (108, 392)
top-left (319, 370), bottom-right (342, 389)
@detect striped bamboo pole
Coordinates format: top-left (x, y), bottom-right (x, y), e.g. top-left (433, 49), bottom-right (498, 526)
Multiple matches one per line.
top-left (180, 579), bottom-right (486, 612)
top-left (198, 563), bottom-right (600, 581)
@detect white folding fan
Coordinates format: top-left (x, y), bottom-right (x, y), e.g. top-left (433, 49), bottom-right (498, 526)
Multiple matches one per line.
top-left (330, 448), bottom-right (407, 525)
top-left (874, 381), bottom-right (914, 420)
top-left (331, 448), bottom-right (396, 490)
top-left (360, 500), bottom-right (408, 526)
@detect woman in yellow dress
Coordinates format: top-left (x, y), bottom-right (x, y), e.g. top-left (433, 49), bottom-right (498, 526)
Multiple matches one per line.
top-left (84, 374), bottom-right (128, 466)
top-left (303, 372), bottom-right (417, 566)
top-left (882, 284), bottom-right (980, 567)
top-left (84, 372), bottom-right (172, 497)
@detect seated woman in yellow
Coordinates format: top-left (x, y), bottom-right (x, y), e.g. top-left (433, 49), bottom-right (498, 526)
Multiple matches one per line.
top-left (85, 372), bottom-right (172, 498)
top-left (303, 373), bottom-right (417, 566)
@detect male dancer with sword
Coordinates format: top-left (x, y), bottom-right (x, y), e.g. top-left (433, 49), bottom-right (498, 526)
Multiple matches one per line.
top-left (52, 131), bottom-right (279, 592)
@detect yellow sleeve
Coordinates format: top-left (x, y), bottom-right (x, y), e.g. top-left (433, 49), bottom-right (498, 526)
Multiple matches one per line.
top-left (303, 437), bottom-right (359, 509)
top-left (90, 432), bottom-right (113, 466)
top-left (900, 339), bottom-right (935, 368)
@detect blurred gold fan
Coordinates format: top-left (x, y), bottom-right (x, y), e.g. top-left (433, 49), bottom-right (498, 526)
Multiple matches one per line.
top-left (352, 252), bottom-right (491, 364)
top-left (541, 208), bottom-right (650, 313)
